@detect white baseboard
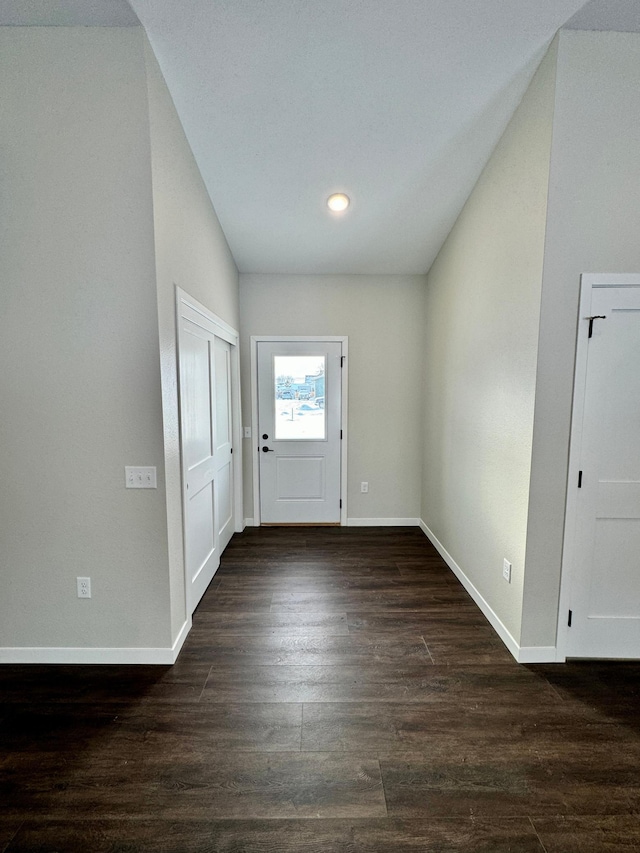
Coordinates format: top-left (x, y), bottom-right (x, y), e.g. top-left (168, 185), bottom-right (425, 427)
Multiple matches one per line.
top-left (0, 618), bottom-right (192, 665)
top-left (171, 617), bottom-right (191, 661)
top-left (419, 520), bottom-right (558, 665)
top-left (244, 518), bottom-right (420, 528)
top-left (516, 646), bottom-right (559, 664)
top-left (347, 517), bottom-right (420, 527)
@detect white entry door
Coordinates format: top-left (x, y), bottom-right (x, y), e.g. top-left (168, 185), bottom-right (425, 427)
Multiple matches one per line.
top-left (565, 277), bottom-right (640, 658)
top-left (177, 293), bottom-right (238, 614)
top-left (257, 340), bottom-right (343, 524)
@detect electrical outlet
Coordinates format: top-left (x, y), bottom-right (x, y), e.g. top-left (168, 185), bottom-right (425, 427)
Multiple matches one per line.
top-left (125, 466), bottom-right (157, 489)
top-left (361, 481), bottom-right (369, 493)
top-left (502, 559), bottom-right (512, 583)
top-left (77, 577), bottom-right (91, 598)
top-left (243, 426), bottom-right (252, 439)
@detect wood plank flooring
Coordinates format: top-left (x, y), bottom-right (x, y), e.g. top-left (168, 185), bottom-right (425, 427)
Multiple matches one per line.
top-left (2, 526), bottom-right (640, 851)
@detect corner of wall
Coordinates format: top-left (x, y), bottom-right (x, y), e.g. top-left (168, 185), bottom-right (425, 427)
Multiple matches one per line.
top-left (141, 32), bottom-right (241, 645)
top-left (520, 28), bottom-right (640, 650)
top-left (420, 37), bottom-right (560, 650)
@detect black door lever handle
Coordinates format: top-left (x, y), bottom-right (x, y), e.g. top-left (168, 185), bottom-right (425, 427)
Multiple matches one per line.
top-left (262, 446), bottom-right (275, 453)
top-left (587, 315), bottom-right (606, 337)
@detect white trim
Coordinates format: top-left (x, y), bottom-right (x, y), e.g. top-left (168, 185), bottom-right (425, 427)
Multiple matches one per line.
top-left (176, 290), bottom-right (239, 341)
top-left (230, 336), bottom-right (244, 534)
top-left (573, 273), bottom-right (640, 288)
top-left (517, 646), bottom-right (559, 664)
top-left (419, 520), bottom-right (559, 664)
top-left (347, 517), bottom-right (420, 526)
top-left (171, 617), bottom-right (191, 660)
top-left (557, 273), bottom-right (640, 662)
top-left (244, 517), bottom-right (256, 527)
top-left (340, 340), bottom-right (349, 526)
top-left (0, 619), bottom-right (192, 665)
top-left (419, 520), bottom-right (520, 661)
top-left (0, 648), bottom-right (175, 665)
top-left (556, 274), bottom-right (593, 662)
top-left (250, 338), bottom-right (260, 525)
top-left (250, 335), bottom-right (348, 526)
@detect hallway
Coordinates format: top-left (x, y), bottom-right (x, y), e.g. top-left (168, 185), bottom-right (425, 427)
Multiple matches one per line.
top-left (1, 527), bottom-right (640, 850)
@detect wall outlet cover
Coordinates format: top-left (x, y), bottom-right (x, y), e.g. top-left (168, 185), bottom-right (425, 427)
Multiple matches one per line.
top-left (77, 577), bottom-right (91, 598)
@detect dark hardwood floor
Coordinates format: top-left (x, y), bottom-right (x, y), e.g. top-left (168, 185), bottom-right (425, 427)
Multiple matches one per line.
top-left (2, 526), bottom-right (640, 851)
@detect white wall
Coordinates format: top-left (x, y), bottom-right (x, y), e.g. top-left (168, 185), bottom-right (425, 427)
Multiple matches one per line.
top-left (143, 37), bottom-right (240, 642)
top-left (421, 41), bottom-right (558, 644)
top-left (0, 28), bottom-right (171, 650)
top-left (5, 25), bottom-right (637, 662)
top-left (0, 26), bottom-right (240, 658)
top-left (240, 275), bottom-right (426, 523)
top-left (521, 30), bottom-right (640, 647)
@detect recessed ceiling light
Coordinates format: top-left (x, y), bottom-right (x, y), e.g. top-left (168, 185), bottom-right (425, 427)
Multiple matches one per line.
top-left (327, 193), bottom-right (350, 213)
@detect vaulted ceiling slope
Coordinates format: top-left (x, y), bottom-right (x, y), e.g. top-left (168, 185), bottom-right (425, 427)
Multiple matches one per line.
top-left (0, 0), bottom-right (139, 26)
top-left (3, 1), bottom-right (639, 273)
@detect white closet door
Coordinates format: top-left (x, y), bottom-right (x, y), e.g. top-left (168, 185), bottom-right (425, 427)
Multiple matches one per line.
top-left (177, 293), bottom-right (239, 614)
top-left (214, 336), bottom-right (234, 553)
top-left (567, 281), bottom-right (640, 658)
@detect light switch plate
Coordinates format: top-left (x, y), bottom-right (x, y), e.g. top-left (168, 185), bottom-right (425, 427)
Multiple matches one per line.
top-left (125, 466), bottom-right (157, 489)
top-left (503, 558), bottom-right (512, 583)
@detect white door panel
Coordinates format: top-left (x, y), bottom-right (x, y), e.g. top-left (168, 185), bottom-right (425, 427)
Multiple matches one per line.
top-left (182, 332), bottom-right (213, 469)
top-left (178, 296), bottom-right (238, 615)
top-left (188, 481), bottom-right (215, 578)
top-left (276, 456), bottom-right (325, 499)
top-left (567, 280), bottom-right (640, 658)
top-left (180, 320), bottom-right (219, 610)
top-left (258, 340), bottom-right (342, 524)
top-left (214, 337), bottom-right (234, 553)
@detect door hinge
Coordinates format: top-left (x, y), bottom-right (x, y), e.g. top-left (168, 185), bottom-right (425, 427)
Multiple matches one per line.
top-left (340, 355), bottom-right (345, 367)
top-left (339, 499), bottom-right (342, 508)
top-left (340, 429), bottom-right (343, 440)
top-left (230, 447), bottom-right (233, 454)
top-left (568, 609), bottom-right (573, 627)
top-left (578, 470), bottom-right (582, 488)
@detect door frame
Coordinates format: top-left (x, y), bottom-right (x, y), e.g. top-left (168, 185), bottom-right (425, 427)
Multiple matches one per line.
top-left (556, 273), bottom-right (640, 661)
top-left (250, 335), bottom-right (348, 526)
top-left (176, 287), bottom-right (244, 614)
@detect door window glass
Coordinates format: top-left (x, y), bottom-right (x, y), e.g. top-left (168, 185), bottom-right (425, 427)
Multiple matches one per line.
top-left (274, 355), bottom-right (326, 440)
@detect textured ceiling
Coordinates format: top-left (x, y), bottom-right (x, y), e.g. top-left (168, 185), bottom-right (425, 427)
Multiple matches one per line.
top-left (4, 1), bottom-right (637, 274)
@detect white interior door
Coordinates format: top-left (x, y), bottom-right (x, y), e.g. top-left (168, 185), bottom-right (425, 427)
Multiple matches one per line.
top-left (566, 278), bottom-right (640, 658)
top-left (214, 337), bottom-right (234, 553)
top-left (177, 294), bottom-right (238, 614)
top-left (257, 340), bottom-right (342, 524)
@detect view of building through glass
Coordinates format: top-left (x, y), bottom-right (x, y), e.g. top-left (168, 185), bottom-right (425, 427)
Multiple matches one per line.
top-left (274, 356), bottom-right (326, 440)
